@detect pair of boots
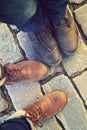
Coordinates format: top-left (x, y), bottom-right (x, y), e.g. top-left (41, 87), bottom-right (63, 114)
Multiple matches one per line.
top-left (0, 7), bottom-right (78, 86)
top-left (28, 7), bottom-right (78, 66)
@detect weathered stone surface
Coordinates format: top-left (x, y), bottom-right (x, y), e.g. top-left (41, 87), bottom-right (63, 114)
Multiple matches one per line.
top-left (42, 74), bottom-right (87, 130)
top-left (73, 71), bottom-right (87, 105)
top-left (37, 117), bottom-right (62, 130)
top-left (17, 31), bottom-right (37, 60)
top-left (75, 4), bottom-right (87, 36)
top-left (6, 82), bottom-right (43, 110)
top-left (69, 0), bottom-right (84, 4)
top-left (0, 24), bottom-right (23, 64)
top-left (62, 37), bottom-right (87, 77)
top-left (0, 89), bottom-right (8, 112)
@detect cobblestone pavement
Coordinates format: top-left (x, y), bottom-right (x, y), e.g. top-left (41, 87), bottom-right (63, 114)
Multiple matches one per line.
top-left (0, 1), bottom-right (87, 130)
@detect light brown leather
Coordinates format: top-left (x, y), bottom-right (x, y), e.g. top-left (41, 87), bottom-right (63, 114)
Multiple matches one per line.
top-left (52, 7), bottom-right (78, 55)
top-left (24, 91), bottom-right (67, 126)
top-left (1, 60), bottom-right (49, 85)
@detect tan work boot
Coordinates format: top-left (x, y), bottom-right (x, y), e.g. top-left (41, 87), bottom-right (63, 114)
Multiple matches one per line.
top-left (24, 91), bottom-right (67, 127)
top-left (51, 7), bottom-right (78, 56)
top-left (0, 60), bottom-right (49, 86)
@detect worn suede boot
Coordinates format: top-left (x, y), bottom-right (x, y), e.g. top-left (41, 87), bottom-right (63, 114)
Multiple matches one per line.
top-left (0, 60), bottom-right (49, 86)
top-left (51, 7), bottom-right (78, 56)
top-left (24, 91), bottom-right (67, 127)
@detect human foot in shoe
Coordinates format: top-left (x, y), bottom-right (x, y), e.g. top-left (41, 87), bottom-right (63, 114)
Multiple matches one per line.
top-left (24, 90), bottom-right (67, 127)
top-left (0, 60), bottom-right (49, 86)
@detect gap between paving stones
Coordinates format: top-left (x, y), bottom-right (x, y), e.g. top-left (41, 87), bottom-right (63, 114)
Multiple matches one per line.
top-left (7, 25), bottom-right (27, 61)
top-left (69, 0), bottom-right (87, 10)
top-left (0, 86), bottom-right (16, 117)
top-left (69, 1), bottom-right (87, 42)
top-left (61, 63), bottom-right (87, 108)
top-left (42, 75), bottom-right (87, 130)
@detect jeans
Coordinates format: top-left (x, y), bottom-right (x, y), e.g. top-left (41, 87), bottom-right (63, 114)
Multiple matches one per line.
top-left (0, 0), bottom-right (69, 66)
top-left (0, 0), bottom-right (69, 32)
top-left (0, 117), bottom-right (32, 130)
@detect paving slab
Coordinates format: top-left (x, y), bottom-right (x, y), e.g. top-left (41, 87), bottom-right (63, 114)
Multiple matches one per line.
top-left (17, 31), bottom-right (37, 60)
top-left (73, 71), bottom-right (87, 105)
top-left (0, 23), bottom-right (24, 118)
top-left (69, 0), bottom-right (84, 4)
top-left (42, 74), bottom-right (87, 130)
top-left (0, 24), bottom-right (23, 64)
top-left (5, 82), bottom-right (43, 110)
top-left (75, 4), bottom-right (87, 36)
top-left (62, 36), bottom-right (87, 77)
top-left (36, 117), bottom-right (62, 130)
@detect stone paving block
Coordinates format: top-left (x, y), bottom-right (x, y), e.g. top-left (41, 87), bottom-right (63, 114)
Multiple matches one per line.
top-left (0, 24), bottom-right (23, 64)
top-left (75, 4), bottom-right (87, 36)
top-left (10, 25), bottom-right (19, 32)
top-left (73, 71), bottom-right (87, 105)
top-left (69, 0), bottom-right (84, 4)
top-left (0, 89), bottom-right (8, 112)
top-left (17, 31), bottom-right (37, 60)
top-left (42, 74), bottom-right (87, 130)
top-left (5, 82), bottom-right (43, 110)
top-left (62, 37), bottom-right (87, 77)
top-left (37, 117), bottom-right (62, 130)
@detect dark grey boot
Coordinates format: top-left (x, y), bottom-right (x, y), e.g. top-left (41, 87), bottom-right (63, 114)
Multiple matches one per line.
top-left (28, 26), bottom-right (62, 67)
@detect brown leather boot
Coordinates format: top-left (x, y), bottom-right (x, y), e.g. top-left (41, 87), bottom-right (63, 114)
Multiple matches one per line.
top-left (51, 6), bottom-right (78, 56)
top-left (0, 60), bottom-right (49, 86)
top-left (24, 91), bottom-right (67, 127)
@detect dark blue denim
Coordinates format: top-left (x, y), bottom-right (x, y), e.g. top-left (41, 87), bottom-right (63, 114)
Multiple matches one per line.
top-left (0, 117), bottom-right (32, 130)
top-left (0, 0), bottom-right (69, 32)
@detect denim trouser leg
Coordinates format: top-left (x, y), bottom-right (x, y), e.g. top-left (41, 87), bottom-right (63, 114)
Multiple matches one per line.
top-left (0, 0), bottom-right (47, 32)
top-left (0, 117), bottom-right (32, 130)
top-left (40, 0), bottom-right (69, 22)
top-left (0, 0), bottom-right (69, 32)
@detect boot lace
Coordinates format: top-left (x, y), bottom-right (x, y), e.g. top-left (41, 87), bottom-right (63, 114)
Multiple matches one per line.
top-left (5, 66), bottom-right (23, 81)
top-left (36, 27), bottom-right (53, 40)
top-left (25, 102), bottom-right (43, 127)
top-left (54, 18), bottom-right (71, 28)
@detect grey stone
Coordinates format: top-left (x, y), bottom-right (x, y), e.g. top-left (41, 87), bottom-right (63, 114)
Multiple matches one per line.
top-left (62, 36), bottom-right (87, 77)
top-left (10, 25), bottom-right (19, 32)
top-left (0, 24), bottom-right (23, 64)
top-left (37, 117), bottom-right (62, 130)
top-left (73, 71), bottom-right (87, 105)
top-left (0, 89), bottom-right (8, 112)
top-left (0, 110), bottom-right (15, 123)
top-left (6, 82), bottom-right (43, 110)
top-left (69, 0), bottom-right (84, 4)
top-left (17, 31), bottom-right (37, 60)
top-left (75, 4), bottom-right (87, 36)
top-left (42, 74), bottom-right (87, 130)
